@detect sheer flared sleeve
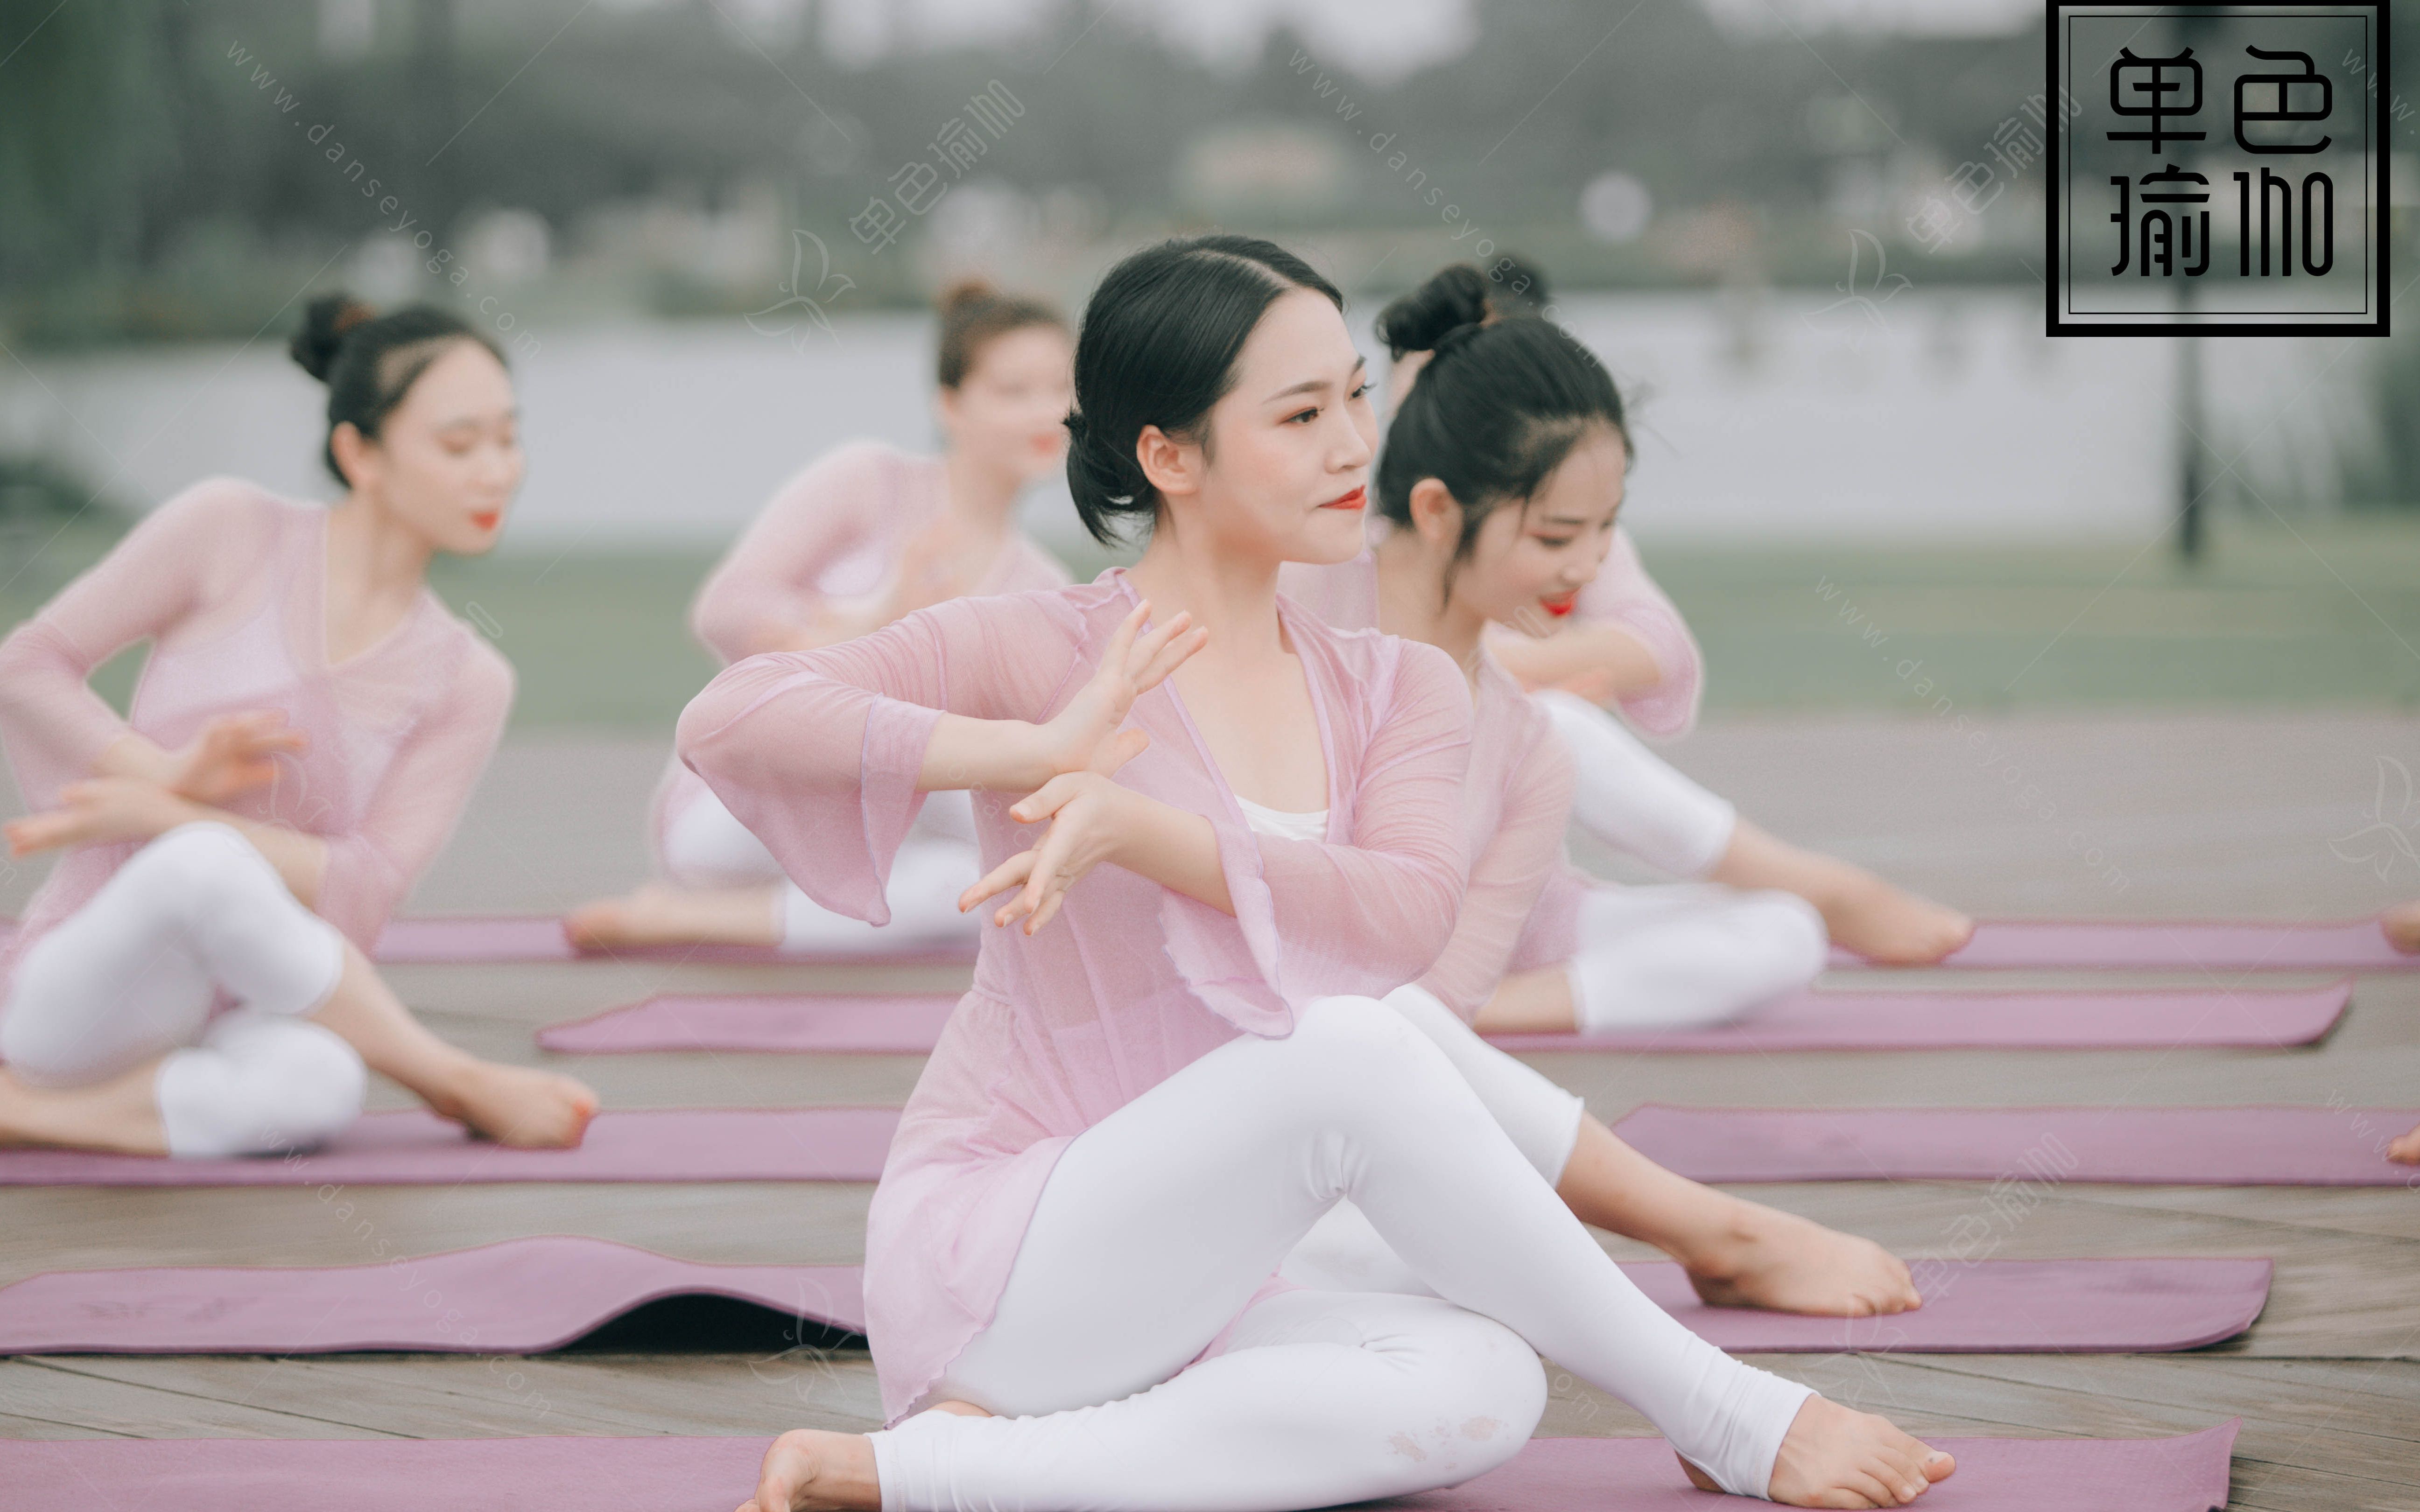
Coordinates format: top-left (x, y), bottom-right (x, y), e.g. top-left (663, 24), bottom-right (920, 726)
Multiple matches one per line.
top-left (314, 638), bottom-right (515, 950)
top-left (1576, 526), bottom-right (1702, 738)
top-left (1158, 636), bottom-right (1474, 1030)
top-left (675, 591), bottom-right (1075, 927)
top-left (688, 441), bottom-right (897, 663)
top-left (1416, 713), bottom-right (1575, 1021)
top-left (0, 480), bottom-right (262, 814)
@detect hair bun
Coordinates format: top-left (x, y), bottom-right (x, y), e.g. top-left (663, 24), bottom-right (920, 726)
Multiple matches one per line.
top-left (291, 293), bottom-right (377, 383)
top-left (937, 277), bottom-right (999, 317)
top-left (1375, 263), bottom-right (1492, 359)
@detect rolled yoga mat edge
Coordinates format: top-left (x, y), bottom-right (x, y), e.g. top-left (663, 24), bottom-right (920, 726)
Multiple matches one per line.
top-left (0, 1422), bottom-right (2244, 1511)
top-left (0, 1239), bottom-right (2268, 1357)
top-left (370, 913), bottom-right (976, 966)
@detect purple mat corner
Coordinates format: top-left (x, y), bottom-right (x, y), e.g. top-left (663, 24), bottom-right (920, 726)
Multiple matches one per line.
top-left (1841, 915), bottom-right (2417, 972)
top-left (0, 1241), bottom-right (2264, 1357)
top-left (371, 914), bottom-right (977, 966)
top-left (0, 1107), bottom-right (900, 1187)
top-left (0, 1425), bottom-right (2241, 1512)
top-left (1615, 1103), bottom-right (2420, 1185)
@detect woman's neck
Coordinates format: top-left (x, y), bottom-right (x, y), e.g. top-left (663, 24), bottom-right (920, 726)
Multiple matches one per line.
top-left (1125, 522), bottom-right (1288, 664)
top-left (939, 446), bottom-right (1025, 542)
top-left (324, 492), bottom-right (435, 605)
top-left (1373, 526), bottom-right (1488, 687)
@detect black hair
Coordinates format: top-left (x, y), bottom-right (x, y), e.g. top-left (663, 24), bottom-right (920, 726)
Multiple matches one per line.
top-left (1062, 234), bottom-right (1345, 546)
top-left (1480, 252), bottom-right (1551, 316)
top-left (289, 293), bottom-right (505, 484)
top-left (935, 277), bottom-right (1065, 389)
top-left (1374, 262), bottom-right (1630, 591)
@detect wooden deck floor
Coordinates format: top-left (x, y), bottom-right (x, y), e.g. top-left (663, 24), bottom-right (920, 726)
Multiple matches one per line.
top-left (4, 710), bottom-right (2417, 1509)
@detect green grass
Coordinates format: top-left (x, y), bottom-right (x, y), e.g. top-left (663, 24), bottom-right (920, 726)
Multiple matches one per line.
top-left (5, 514), bottom-right (2418, 731)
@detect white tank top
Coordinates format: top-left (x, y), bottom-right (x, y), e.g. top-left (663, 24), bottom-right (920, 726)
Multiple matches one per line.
top-left (1236, 795), bottom-right (1329, 843)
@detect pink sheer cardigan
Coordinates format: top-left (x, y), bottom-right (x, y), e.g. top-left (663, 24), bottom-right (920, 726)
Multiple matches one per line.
top-left (675, 568), bottom-right (1474, 1420)
top-left (0, 479), bottom-right (514, 993)
top-left (652, 439), bottom-right (1073, 859)
top-left (1279, 552), bottom-right (1576, 1022)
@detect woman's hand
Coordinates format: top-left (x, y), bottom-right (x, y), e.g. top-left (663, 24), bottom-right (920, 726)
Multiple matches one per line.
top-left (961, 769), bottom-right (1143, 936)
top-left (6, 778), bottom-right (199, 857)
top-left (164, 711), bottom-right (306, 805)
top-left (1028, 599), bottom-right (1206, 780)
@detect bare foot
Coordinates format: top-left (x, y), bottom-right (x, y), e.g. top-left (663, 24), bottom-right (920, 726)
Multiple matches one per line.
top-left (1680, 1394), bottom-right (1953, 1506)
top-left (1823, 877), bottom-right (1972, 966)
top-left (2383, 901), bottom-right (2420, 955)
top-left (430, 1060), bottom-right (598, 1148)
top-left (737, 1429), bottom-right (880, 1512)
top-left (564, 882), bottom-right (781, 952)
top-left (1684, 1201), bottom-right (1921, 1317)
top-left (2389, 1121), bottom-right (2420, 1165)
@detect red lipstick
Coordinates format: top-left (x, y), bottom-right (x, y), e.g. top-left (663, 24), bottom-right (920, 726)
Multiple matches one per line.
top-left (1320, 486), bottom-right (1367, 511)
top-left (470, 510), bottom-right (501, 532)
top-left (1541, 592), bottom-right (1577, 618)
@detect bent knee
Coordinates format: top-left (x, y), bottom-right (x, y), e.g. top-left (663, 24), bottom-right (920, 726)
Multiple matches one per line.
top-left (1735, 890), bottom-right (1831, 974)
top-left (1292, 994), bottom-right (1458, 1085)
top-left (116, 822), bottom-right (281, 919)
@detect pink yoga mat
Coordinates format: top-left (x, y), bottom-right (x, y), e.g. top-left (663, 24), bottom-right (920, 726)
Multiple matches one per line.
top-left (1838, 915), bottom-right (2417, 971)
top-left (0, 1107), bottom-right (900, 1187)
top-left (0, 1238), bottom-right (866, 1352)
top-left (538, 980), bottom-right (2349, 1057)
top-left (540, 993), bottom-right (960, 1054)
top-left (0, 1238), bottom-right (2265, 1356)
top-left (0, 1424), bottom-right (2242, 1512)
top-left (370, 914), bottom-right (976, 966)
top-left (1615, 1104), bottom-right (2420, 1185)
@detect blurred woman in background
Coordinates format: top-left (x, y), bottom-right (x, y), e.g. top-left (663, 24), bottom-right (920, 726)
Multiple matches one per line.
top-left (0, 295), bottom-right (596, 1157)
top-left (568, 280), bottom-right (1076, 954)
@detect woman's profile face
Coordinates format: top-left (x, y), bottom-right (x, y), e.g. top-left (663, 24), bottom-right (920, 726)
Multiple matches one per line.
top-left (938, 322), bottom-right (1074, 487)
top-left (1169, 287), bottom-right (1377, 567)
top-left (339, 340), bottom-right (522, 557)
top-left (1450, 422), bottom-right (1626, 635)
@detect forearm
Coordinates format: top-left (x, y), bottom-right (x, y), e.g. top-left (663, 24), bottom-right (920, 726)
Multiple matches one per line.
top-left (91, 731), bottom-right (176, 786)
top-left (1492, 623), bottom-right (1664, 698)
top-left (916, 714), bottom-right (1061, 794)
top-left (1111, 791), bottom-right (1234, 916)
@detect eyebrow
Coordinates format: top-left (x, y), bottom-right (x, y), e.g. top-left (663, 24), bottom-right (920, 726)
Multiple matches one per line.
top-left (1264, 355), bottom-right (1367, 403)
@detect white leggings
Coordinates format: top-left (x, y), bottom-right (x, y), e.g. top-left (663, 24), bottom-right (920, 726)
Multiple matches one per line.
top-left (870, 994), bottom-right (1811, 1512)
top-left (1533, 689), bottom-right (1829, 1031)
top-left (661, 787), bottom-right (982, 952)
top-left (0, 822), bottom-right (359, 1158)
top-left (1565, 884), bottom-right (1829, 1033)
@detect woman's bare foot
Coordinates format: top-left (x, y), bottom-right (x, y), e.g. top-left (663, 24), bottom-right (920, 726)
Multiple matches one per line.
top-left (1683, 1200), bottom-right (1921, 1317)
top-left (564, 882), bottom-right (782, 952)
top-left (2389, 1121), bottom-right (2420, 1165)
top-left (738, 1429), bottom-right (881, 1512)
top-left (429, 1060), bottom-right (598, 1148)
top-left (1820, 875), bottom-right (1972, 966)
top-left (2382, 901), bottom-right (2420, 955)
top-left (737, 1404), bottom-right (987, 1512)
top-left (1681, 1394), bottom-right (1953, 1506)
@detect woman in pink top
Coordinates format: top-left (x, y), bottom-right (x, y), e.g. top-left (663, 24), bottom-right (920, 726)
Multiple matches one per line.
top-left (569, 281), bottom-right (1074, 953)
top-left (705, 237), bottom-right (1951, 1512)
top-left (1388, 263), bottom-right (1973, 976)
top-left (0, 295), bottom-right (595, 1158)
top-left (1280, 273), bottom-right (1921, 1330)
